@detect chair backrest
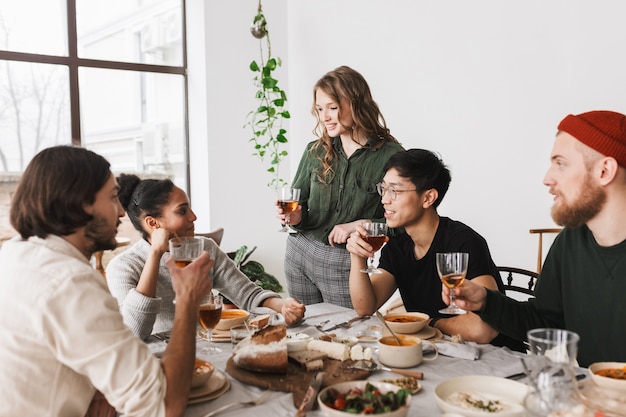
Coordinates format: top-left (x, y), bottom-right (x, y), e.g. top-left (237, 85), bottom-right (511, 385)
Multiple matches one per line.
top-left (196, 227), bottom-right (224, 246)
top-left (529, 228), bottom-right (562, 273)
top-left (497, 266), bottom-right (539, 300)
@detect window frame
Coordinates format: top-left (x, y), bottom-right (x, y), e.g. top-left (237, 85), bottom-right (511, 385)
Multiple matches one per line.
top-left (0, 0), bottom-right (191, 189)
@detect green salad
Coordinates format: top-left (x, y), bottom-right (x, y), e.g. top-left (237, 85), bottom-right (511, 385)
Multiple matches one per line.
top-left (321, 382), bottom-right (411, 414)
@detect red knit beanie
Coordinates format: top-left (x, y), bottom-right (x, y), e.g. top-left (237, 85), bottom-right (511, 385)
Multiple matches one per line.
top-left (557, 110), bottom-right (626, 167)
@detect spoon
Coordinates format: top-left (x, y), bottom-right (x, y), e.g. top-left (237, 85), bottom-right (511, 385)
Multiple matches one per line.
top-left (374, 310), bottom-right (401, 346)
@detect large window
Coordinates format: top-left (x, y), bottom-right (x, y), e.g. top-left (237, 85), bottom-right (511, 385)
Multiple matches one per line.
top-left (0, 0), bottom-right (188, 240)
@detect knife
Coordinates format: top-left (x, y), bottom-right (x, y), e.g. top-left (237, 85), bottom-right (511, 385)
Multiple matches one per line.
top-left (322, 316), bottom-right (368, 332)
top-left (295, 371), bottom-right (325, 417)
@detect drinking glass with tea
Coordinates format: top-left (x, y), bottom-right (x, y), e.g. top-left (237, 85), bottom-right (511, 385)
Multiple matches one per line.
top-left (168, 236), bottom-right (204, 267)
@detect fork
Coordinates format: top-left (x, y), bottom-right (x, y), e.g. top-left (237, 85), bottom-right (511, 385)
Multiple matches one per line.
top-left (201, 390), bottom-right (271, 417)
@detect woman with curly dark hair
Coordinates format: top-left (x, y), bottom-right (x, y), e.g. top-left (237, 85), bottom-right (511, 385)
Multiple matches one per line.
top-left (107, 174), bottom-right (304, 340)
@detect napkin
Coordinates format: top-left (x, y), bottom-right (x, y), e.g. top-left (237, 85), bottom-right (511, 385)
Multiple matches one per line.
top-left (434, 340), bottom-right (481, 360)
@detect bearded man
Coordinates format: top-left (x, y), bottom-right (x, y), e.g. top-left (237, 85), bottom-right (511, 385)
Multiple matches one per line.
top-left (446, 110), bottom-right (626, 367)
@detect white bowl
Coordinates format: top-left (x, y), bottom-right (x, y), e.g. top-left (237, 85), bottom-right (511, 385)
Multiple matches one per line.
top-left (191, 358), bottom-right (214, 388)
top-left (384, 312), bottom-right (430, 334)
top-left (589, 362), bottom-right (626, 391)
top-left (318, 380), bottom-right (411, 417)
top-left (215, 309), bottom-right (250, 331)
top-left (434, 375), bottom-right (528, 417)
top-left (286, 332), bottom-right (312, 352)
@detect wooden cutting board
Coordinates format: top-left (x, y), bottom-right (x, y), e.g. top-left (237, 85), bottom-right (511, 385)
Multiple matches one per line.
top-left (225, 356), bottom-right (371, 407)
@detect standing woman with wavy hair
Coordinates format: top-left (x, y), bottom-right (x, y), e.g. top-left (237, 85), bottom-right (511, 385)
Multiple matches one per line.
top-left (276, 66), bottom-right (403, 308)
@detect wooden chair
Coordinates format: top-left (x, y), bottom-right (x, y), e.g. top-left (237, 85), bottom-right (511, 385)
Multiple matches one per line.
top-left (94, 237), bottom-right (131, 278)
top-left (529, 228), bottom-right (562, 273)
top-left (196, 227), bottom-right (224, 246)
top-left (497, 266), bottom-right (539, 300)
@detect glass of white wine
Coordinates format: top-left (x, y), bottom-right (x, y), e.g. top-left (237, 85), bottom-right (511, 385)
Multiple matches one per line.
top-left (436, 252), bottom-right (469, 315)
top-left (278, 187), bottom-right (301, 232)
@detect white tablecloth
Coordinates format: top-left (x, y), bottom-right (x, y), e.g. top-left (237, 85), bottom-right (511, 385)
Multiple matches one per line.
top-left (147, 303), bottom-right (548, 417)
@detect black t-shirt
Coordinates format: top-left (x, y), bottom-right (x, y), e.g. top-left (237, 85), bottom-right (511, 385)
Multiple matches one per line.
top-left (379, 217), bottom-right (503, 317)
top-left (378, 217), bottom-right (525, 351)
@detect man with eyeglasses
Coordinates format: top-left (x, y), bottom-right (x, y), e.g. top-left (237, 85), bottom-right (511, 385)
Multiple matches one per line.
top-left (346, 149), bottom-right (524, 350)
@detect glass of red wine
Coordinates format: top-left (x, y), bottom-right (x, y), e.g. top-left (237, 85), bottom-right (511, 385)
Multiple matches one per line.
top-left (360, 221), bottom-right (388, 274)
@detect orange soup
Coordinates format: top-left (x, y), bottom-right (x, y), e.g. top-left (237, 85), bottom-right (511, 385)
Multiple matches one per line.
top-left (220, 310), bottom-right (248, 320)
top-left (386, 315), bottom-right (425, 323)
top-left (380, 335), bottom-right (418, 346)
top-left (595, 367), bottom-right (626, 380)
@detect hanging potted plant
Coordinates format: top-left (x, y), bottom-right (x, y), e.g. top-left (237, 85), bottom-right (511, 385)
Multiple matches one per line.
top-left (246, 0), bottom-right (291, 190)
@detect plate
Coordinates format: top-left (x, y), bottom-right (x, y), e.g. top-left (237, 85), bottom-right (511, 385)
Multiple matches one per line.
top-left (434, 375), bottom-right (528, 417)
top-left (189, 370), bottom-right (227, 399)
top-left (188, 378), bottom-right (231, 405)
top-left (381, 325), bottom-right (441, 341)
top-left (210, 329), bottom-right (232, 343)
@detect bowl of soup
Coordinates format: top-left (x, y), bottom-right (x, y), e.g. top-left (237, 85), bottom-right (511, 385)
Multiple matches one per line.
top-left (589, 362), bottom-right (626, 391)
top-left (215, 309), bottom-right (250, 330)
top-left (191, 358), bottom-right (214, 388)
top-left (377, 334), bottom-right (438, 368)
top-left (384, 312), bottom-right (430, 334)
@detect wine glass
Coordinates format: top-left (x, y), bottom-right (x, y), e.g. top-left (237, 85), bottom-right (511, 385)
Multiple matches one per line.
top-left (360, 221), bottom-right (388, 274)
top-left (278, 187), bottom-right (301, 232)
top-left (198, 293), bottom-right (223, 354)
top-left (436, 252), bottom-right (469, 315)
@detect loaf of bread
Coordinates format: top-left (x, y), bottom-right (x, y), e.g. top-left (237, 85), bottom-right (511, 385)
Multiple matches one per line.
top-left (232, 324), bottom-right (288, 373)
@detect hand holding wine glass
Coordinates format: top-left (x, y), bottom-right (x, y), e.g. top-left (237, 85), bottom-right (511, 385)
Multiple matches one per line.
top-left (198, 293), bottom-right (223, 354)
top-left (277, 187), bottom-right (301, 232)
top-left (360, 221), bottom-right (389, 274)
top-left (436, 252), bottom-right (469, 315)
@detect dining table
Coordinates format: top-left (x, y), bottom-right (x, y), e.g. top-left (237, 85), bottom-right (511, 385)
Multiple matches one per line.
top-left (147, 302), bottom-right (587, 417)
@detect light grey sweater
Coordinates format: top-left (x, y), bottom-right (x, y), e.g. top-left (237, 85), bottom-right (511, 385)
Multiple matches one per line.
top-left (106, 238), bottom-right (279, 340)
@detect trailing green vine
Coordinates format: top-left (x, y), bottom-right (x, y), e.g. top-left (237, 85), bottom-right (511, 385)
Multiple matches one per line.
top-left (246, 1), bottom-right (290, 190)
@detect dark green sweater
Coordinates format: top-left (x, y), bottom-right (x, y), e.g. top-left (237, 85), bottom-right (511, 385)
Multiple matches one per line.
top-left (290, 137), bottom-right (403, 245)
top-left (480, 225), bottom-right (626, 367)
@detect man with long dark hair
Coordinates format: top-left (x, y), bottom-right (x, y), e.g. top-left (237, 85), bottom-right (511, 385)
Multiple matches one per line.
top-left (0, 145), bottom-right (213, 416)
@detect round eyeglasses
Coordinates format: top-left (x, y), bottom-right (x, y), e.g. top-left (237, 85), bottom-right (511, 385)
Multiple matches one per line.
top-left (376, 183), bottom-right (417, 200)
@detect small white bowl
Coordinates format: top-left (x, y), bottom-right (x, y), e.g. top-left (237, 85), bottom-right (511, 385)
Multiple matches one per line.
top-left (434, 375), bottom-right (528, 417)
top-left (589, 362), bottom-right (626, 391)
top-left (318, 380), bottom-right (411, 417)
top-left (215, 309), bottom-right (250, 331)
top-left (384, 312), bottom-right (430, 334)
top-left (286, 332), bottom-right (312, 352)
top-left (191, 358), bottom-right (214, 388)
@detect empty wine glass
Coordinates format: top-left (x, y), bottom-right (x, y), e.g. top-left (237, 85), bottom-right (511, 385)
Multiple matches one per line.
top-left (198, 293), bottom-right (223, 354)
top-left (278, 187), bottom-right (301, 232)
top-left (436, 252), bottom-right (469, 315)
top-left (360, 221), bottom-right (388, 274)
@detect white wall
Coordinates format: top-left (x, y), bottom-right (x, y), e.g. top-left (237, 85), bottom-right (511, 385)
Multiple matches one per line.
top-left (191, 0), bottom-right (626, 289)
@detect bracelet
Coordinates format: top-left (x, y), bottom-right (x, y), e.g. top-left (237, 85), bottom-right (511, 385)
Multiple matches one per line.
top-left (429, 317), bottom-right (442, 328)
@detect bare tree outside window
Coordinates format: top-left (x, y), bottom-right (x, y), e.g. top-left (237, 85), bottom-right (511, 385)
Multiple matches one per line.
top-left (0, 0), bottom-right (188, 244)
